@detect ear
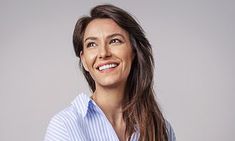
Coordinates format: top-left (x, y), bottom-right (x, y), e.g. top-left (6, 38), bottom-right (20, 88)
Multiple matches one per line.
top-left (80, 51), bottom-right (89, 72)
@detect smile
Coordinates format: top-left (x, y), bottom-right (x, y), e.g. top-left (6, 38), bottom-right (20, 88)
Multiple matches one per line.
top-left (97, 63), bottom-right (118, 71)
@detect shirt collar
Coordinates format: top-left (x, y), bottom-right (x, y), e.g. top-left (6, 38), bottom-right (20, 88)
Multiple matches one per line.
top-left (71, 93), bottom-right (95, 118)
top-left (71, 93), bottom-right (140, 134)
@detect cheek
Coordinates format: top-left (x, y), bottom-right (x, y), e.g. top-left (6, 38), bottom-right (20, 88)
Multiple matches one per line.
top-left (84, 51), bottom-right (97, 69)
top-left (118, 50), bottom-right (134, 70)
top-left (126, 51), bottom-right (135, 71)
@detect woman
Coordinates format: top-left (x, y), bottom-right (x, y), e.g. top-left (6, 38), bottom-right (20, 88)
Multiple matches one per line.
top-left (44, 4), bottom-right (176, 141)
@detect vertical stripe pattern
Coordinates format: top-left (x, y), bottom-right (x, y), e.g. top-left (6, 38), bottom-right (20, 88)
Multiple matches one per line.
top-left (44, 93), bottom-right (176, 141)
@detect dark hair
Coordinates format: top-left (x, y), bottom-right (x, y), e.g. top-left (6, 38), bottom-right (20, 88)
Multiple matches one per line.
top-left (73, 4), bottom-right (168, 141)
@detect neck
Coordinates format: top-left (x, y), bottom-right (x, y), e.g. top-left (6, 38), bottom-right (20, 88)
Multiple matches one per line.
top-left (92, 84), bottom-right (125, 126)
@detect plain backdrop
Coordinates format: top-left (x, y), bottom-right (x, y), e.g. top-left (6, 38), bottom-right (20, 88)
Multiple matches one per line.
top-left (0, 0), bottom-right (234, 141)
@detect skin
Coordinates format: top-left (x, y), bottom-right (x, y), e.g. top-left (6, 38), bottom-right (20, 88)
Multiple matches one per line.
top-left (80, 19), bottom-right (134, 141)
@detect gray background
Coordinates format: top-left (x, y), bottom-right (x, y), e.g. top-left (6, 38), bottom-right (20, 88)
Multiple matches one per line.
top-left (0, 0), bottom-right (234, 141)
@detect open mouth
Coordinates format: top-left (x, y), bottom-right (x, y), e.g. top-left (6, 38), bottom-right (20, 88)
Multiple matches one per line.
top-left (97, 63), bottom-right (119, 71)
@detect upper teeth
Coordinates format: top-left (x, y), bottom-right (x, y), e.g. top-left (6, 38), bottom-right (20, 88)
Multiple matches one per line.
top-left (98, 64), bottom-right (117, 71)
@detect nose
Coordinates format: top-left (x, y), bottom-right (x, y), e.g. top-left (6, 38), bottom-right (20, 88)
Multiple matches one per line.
top-left (98, 43), bottom-right (111, 59)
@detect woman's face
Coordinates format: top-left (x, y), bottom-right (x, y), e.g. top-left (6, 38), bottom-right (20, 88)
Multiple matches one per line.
top-left (80, 18), bottom-right (134, 89)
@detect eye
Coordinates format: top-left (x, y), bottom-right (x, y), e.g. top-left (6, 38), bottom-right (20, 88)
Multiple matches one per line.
top-left (109, 38), bottom-right (123, 44)
top-left (86, 42), bottom-right (97, 48)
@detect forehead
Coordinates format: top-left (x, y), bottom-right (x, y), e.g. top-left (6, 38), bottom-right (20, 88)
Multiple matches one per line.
top-left (83, 18), bottom-right (129, 39)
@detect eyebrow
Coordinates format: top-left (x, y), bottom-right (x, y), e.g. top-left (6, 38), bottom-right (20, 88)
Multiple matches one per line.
top-left (84, 33), bottom-right (125, 43)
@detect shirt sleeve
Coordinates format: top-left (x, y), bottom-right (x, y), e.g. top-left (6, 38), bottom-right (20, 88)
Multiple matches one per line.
top-left (44, 114), bottom-right (70, 141)
top-left (166, 120), bottom-right (176, 141)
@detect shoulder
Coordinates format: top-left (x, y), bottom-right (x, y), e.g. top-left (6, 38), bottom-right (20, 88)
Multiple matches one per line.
top-left (44, 93), bottom-right (90, 141)
top-left (165, 120), bottom-right (176, 141)
top-left (50, 105), bottom-right (82, 126)
top-left (48, 93), bottom-right (91, 125)
top-left (44, 105), bottom-right (82, 141)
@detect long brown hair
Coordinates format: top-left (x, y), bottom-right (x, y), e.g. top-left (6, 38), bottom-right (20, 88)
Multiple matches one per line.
top-left (73, 4), bottom-right (168, 141)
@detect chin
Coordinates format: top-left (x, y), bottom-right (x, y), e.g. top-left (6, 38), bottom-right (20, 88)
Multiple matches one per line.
top-left (96, 79), bottom-right (125, 88)
top-left (99, 81), bottom-right (120, 88)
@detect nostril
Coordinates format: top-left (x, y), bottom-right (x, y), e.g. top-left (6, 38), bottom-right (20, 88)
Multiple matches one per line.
top-left (98, 49), bottom-right (112, 58)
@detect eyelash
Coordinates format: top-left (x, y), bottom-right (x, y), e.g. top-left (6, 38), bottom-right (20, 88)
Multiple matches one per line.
top-left (110, 38), bottom-right (123, 44)
top-left (86, 42), bottom-right (96, 48)
top-left (86, 38), bottom-right (123, 48)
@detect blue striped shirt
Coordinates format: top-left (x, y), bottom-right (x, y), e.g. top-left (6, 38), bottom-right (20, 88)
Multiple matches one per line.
top-left (44, 93), bottom-right (176, 141)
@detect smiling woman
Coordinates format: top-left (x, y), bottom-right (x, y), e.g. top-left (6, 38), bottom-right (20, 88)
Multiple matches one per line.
top-left (44, 4), bottom-right (176, 141)
top-left (81, 19), bottom-right (134, 89)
